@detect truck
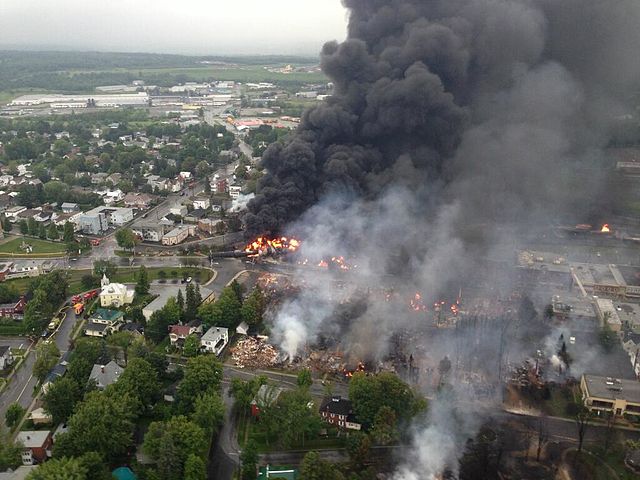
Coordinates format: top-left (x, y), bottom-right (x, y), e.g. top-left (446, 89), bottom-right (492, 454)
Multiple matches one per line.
top-left (83, 289), bottom-right (99, 301)
top-left (74, 303), bottom-right (84, 315)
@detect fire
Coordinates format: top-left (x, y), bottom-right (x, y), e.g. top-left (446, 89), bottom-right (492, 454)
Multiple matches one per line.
top-left (343, 362), bottom-right (366, 378)
top-left (410, 293), bottom-right (427, 312)
top-left (600, 224), bottom-right (610, 233)
top-left (244, 236), bottom-right (301, 256)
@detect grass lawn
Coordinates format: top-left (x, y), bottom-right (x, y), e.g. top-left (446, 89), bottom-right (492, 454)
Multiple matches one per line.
top-left (571, 446), bottom-right (639, 480)
top-left (0, 236), bottom-right (66, 256)
top-left (542, 384), bottom-right (579, 418)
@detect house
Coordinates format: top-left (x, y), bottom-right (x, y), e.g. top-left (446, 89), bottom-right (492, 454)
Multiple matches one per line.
top-left (0, 296), bottom-right (27, 319)
top-left (103, 189), bottom-right (124, 205)
top-left (319, 396), bottom-right (362, 430)
top-left (236, 321), bottom-right (249, 336)
top-left (15, 431), bottom-right (53, 465)
top-left (99, 275), bottom-right (134, 307)
top-left (169, 204), bottom-right (187, 217)
top-left (192, 196), bottom-right (211, 210)
top-left (184, 209), bottom-right (207, 223)
top-left (161, 225), bottom-right (195, 246)
top-left (147, 175), bottom-right (168, 191)
top-left (9, 261), bottom-right (52, 279)
top-left (84, 308), bottom-right (124, 337)
top-left (106, 173), bottom-right (122, 185)
top-left (229, 184), bottom-right (243, 200)
top-left (123, 192), bottom-right (153, 210)
top-left (251, 384), bottom-right (283, 417)
top-left (168, 325), bottom-right (198, 348)
top-left (580, 374), bottom-right (640, 417)
top-left (257, 466), bottom-right (298, 480)
top-left (212, 178), bottom-right (228, 194)
top-left (0, 345), bottom-right (14, 370)
top-left (0, 263), bottom-right (11, 282)
top-left (91, 172), bottom-right (109, 185)
top-left (4, 206), bottom-right (27, 220)
top-left (60, 202), bottom-right (79, 213)
top-left (88, 361), bottom-right (123, 390)
top-left (41, 352), bottom-right (71, 394)
top-left (120, 322), bottom-right (144, 337)
top-left (29, 407), bottom-right (53, 425)
top-left (200, 326), bottom-right (229, 356)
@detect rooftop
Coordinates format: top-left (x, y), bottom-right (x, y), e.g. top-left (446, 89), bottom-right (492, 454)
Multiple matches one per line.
top-left (320, 396), bottom-right (354, 416)
top-left (15, 430), bottom-right (50, 448)
top-left (89, 360), bottom-right (123, 388)
top-left (582, 374), bottom-right (640, 403)
top-left (91, 308), bottom-right (124, 322)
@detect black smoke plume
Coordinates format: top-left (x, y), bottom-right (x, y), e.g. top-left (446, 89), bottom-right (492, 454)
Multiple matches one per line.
top-left (245, 0), bottom-right (640, 240)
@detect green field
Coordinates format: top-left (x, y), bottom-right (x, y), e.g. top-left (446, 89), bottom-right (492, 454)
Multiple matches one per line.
top-left (0, 237), bottom-right (66, 256)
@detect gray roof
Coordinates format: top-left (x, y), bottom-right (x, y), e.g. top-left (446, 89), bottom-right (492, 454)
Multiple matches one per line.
top-left (201, 326), bottom-right (228, 343)
top-left (89, 360), bottom-right (123, 388)
top-left (582, 374), bottom-right (640, 403)
top-left (15, 430), bottom-right (50, 448)
top-left (0, 466), bottom-right (37, 480)
top-left (0, 345), bottom-right (10, 356)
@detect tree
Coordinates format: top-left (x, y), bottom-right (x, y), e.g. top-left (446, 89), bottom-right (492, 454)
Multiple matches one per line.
top-left (143, 416), bottom-right (206, 480)
top-left (176, 355), bottom-right (223, 414)
top-left (370, 406), bottom-right (398, 446)
top-left (25, 457), bottom-right (88, 480)
top-left (39, 223), bottom-right (47, 239)
top-left (198, 285), bottom-right (242, 330)
top-left (115, 228), bottom-right (137, 251)
top-left (146, 297), bottom-right (181, 343)
top-left (185, 284), bottom-right (198, 322)
top-left (184, 454), bottom-right (207, 480)
top-left (349, 372), bottom-right (425, 429)
top-left (536, 415), bottom-right (548, 462)
top-left (176, 288), bottom-right (185, 316)
top-left (28, 217), bottom-right (38, 236)
top-left (112, 357), bottom-right (160, 411)
top-left (297, 368), bottom-right (313, 390)
top-left (135, 265), bottom-right (150, 295)
top-left (47, 223), bottom-right (59, 240)
top-left (240, 440), bottom-right (258, 480)
top-left (192, 391), bottom-right (226, 436)
top-left (43, 376), bottom-right (82, 425)
top-left (230, 279), bottom-right (244, 303)
top-left (19, 219), bottom-right (28, 235)
top-left (93, 259), bottom-right (117, 279)
top-left (299, 451), bottom-right (345, 480)
top-left (183, 334), bottom-right (200, 357)
top-left (107, 331), bottom-right (134, 365)
top-left (346, 432), bottom-right (371, 471)
top-left (54, 391), bottom-right (136, 462)
top-left (34, 341), bottom-right (60, 383)
top-left (575, 405), bottom-right (591, 455)
top-left (241, 287), bottom-right (265, 327)
top-left (0, 435), bottom-right (21, 471)
top-left (262, 388), bottom-right (322, 448)
top-left (63, 221), bottom-right (75, 243)
top-left (5, 402), bottom-right (26, 429)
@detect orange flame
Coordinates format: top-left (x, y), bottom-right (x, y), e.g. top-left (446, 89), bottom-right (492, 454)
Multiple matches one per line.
top-left (601, 224), bottom-right (610, 233)
top-left (244, 236), bottom-right (301, 255)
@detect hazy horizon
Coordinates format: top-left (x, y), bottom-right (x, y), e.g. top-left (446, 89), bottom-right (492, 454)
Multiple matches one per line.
top-left (0, 0), bottom-right (349, 56)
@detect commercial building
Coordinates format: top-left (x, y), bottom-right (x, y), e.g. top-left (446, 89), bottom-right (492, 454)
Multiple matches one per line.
top-left (10, 92), bottom-right (149, 107)
top-left (161, 225), bottom-right (195, 246)
top-left (581, 374), bottom-right (640, 417)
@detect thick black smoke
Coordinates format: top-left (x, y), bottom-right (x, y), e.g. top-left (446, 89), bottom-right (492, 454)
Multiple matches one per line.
top-left (245, 0), bottom-right (640, 239)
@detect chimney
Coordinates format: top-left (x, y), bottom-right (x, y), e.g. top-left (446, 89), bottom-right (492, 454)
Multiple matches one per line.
top-left (101, 365), bottom-right (105, 373)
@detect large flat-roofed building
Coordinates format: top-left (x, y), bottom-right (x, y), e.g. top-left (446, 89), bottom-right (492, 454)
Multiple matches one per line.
top-left (161, 225), bottom-right (195, 246)
top-left (9, 92), bottom-right (149, 107)
top-left (581, 374), bottom-right (640, 417)
top-left (76, 206), bottom-right (133, 234)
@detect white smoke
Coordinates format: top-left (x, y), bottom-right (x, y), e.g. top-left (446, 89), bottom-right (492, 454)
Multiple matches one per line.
top-left (230, 193), bottom-right (255, 213)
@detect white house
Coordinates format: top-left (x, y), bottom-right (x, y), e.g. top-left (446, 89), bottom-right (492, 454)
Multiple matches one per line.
top-left (0, 345), bottom-right (14, 370)
top-left (99, 275), bottom-right (134, 307)
top-left (201, 327), bottom-right (229, 356)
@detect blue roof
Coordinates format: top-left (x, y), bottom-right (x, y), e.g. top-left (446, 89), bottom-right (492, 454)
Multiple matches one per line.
top-left (112, 467), bottom-right (137, 480)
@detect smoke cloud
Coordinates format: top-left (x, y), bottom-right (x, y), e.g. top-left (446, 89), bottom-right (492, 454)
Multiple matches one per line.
top-left (246, 0), bottom-right (640, 476)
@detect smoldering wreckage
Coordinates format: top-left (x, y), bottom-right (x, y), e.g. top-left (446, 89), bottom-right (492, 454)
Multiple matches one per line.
top-left (234, 0), bottom-right (640, 477)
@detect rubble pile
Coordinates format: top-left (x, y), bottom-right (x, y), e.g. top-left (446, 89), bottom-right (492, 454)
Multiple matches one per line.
top-left (308, 350), bottom-right (347, 375)
top-left (230, 337), bottom-right (280, 369)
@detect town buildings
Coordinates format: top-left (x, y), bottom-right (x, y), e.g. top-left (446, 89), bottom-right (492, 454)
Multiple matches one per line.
top-left (581, 374), bottom-right (640, 417)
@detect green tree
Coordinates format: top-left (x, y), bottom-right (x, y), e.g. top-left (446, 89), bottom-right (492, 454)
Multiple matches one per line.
top-left (192, 391), bottom-right (226, 436)
top-left (370, 406), bottom-right (398, 445)
top-left (135, 265), bottom-right (150, 295)
top-left (176, 355), bottom-right (223, 414)
top-left (262, 388), bottom-right (322, 448)
top-left (198, 285), bottom-right (242, 330)
top-left (28, 217), bottom-right (38, 236)
top-left (146, 297), bottom-right (181, 343)
top-left (176, 288), bottom-right (185, 317)
top-left (25, 457), bottom-right (88, 480)
top-left (349, 372), bottom-right (425, 429)
top-left (185, 284), bottom-right (198, 322)
top-left (115, 228), bottom-right (137, 251)
top-left (299, 451), bottom-right (345, 480)
top-left (93, 259), bottom-right (117, 279)
top-left (230, 279), bottom-right (244, 303)
top-left (184, 454), bottom-right (207, 480)
top-left (19, 219), bottom-right (28, 235)
top-left (297, 369), bottom-right (313, 390)
top-left (183, 334), bottom-right (200, 357)
top-left (143, 416), bottom-right (206, 480)
top-left (107, 331), bottom-right (134, 365)
top-left (39, 223), bottom-right (47, 239)
top-left (5, 402), bottom-right (26, 429)
top-left (63, 222), bottom-right (75, 243)
top-left (33, 341), bottom-right (60, 383)
top-left (346, 432), bottom-right (371, 471)
top-left (240, 440), bottom-right (258, 480)
top-left (2, 217), bottom-right (12, 233)
top-left (53, 391), bottom-right (136, 462)
top-left (47, 223), bottom-right (59, 240)
top-left (0, 436), bottom-right (21, 471)
top-left (43, 376), bottom-right (82, 425)
top-left (241, 287), bottom-right (265, 327)
top-left (111, 357), bottom-right (160, 411)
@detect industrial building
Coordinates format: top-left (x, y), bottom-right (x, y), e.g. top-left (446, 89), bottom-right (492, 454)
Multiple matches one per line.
top-left (9, 92), bottom-right (149, 107)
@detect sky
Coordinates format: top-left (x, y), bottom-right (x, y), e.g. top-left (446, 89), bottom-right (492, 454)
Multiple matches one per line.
top-left (0, 0), bottom-right (349, 56)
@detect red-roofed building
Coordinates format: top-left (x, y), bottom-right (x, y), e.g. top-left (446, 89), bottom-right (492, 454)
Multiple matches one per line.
top-left (168, 323), bottom-right (201, 347)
